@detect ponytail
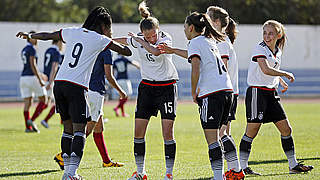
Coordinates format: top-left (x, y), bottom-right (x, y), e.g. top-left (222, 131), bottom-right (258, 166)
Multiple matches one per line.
top-left (225, 17), bottom-right (238, 44)
top-left (185, 12), bottom-right (224, 42)
top-left (138, 1), bottom-right (159, 32)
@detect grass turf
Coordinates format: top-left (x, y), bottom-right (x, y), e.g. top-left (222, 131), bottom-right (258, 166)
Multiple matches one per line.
top-left (0, 100), bottom-right (319, 179)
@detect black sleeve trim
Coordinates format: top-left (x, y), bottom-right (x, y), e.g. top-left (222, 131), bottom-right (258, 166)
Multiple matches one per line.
top-left (59, 29), bottom-right (65, 43)
top-left (188, 54), bottom-right (201, 63)
top-left (130, 38), bottom-right (137, 48)
top-left (252, 55), bottom-right (267, 62)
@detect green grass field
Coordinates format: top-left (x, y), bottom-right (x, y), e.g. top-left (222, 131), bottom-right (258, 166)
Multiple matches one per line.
top-left (0, 100), bottom-right (319, 179)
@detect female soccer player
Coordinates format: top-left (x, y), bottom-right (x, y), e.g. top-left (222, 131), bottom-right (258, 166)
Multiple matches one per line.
top-left (184, 11), bottom-right (235, 180)
top-left (16, 6), bottom-right (131, 180)
top-left (206, 6), bottom-right (244, 179)
top-left (19, 31), bottom-right (47, 133)
top-left (239, 20), bottom-right (314, 175)
top-left (113, 2), bottom-right (178, 180)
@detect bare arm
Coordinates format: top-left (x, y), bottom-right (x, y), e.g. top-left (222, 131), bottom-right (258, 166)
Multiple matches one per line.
top-left (128, 32), bottom-right (161, 56)
top-left (30, 57), bottom-right (45, 86)
top-left (46, 62), bottom-right (59, 90)
top-left (157, 44), bottom-right (188, 59)
top-left (109, 41), bottom-right (132, 56)
top-left (191, 57), bottom-right (201, 103)
top-left (16, 31), bottom-right (61, 41)
top-left (222, 58), bottom-right (228, 69)
top-left (104, 64), bottom-right (127, 99)
top-left (257, 58), bottom-right (295, 82)
top-left (112, 37), bottom-right (129, 45)
top-left (279, 77), bottom-right (288, 93)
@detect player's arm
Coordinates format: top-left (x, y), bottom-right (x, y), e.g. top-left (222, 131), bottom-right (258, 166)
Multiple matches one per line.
top-left (30, 56), bottom-right (45, 86)
top-left (190, 56), bottom-right (201, 104)
top-left (108, 41), bottom-right (132, 56)
top-left (128, 32), bottom-right (161, 56)
top-left (16, 31), bottom-right (61, 41)
top-left (112, 37), bottom-right (129, 45)
top-left (157, 44), bottom-right (188, 59)
top-left (46, 62), bottom-right (59, 90)
top-left (257, 58), bottom-right (295, 82)
top-left (104, 64), bottom-right (127, 99)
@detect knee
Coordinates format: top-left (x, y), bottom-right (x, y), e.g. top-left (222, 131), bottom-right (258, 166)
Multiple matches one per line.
top-left (282, 126), bottom-right (292, 136)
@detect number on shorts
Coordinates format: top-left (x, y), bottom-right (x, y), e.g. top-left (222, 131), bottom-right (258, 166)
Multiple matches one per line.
top-left (69, 43), bottom-right (83, 68)
top-left (164, 102), bottom-right (173, 114)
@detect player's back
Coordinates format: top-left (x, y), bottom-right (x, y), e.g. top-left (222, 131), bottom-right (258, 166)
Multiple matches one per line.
top-left (113, 56), bottom-right (130, 80)
top-left (43, 46), bottom-right (61, 78)
top-left (21, 43), bottom-right (37, 76)
top-left (55, 27), bottom-right (111, 88)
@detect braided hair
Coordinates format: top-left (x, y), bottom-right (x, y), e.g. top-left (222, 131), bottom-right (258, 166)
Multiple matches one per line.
top-left (82, 6), bottom-right (112, 34)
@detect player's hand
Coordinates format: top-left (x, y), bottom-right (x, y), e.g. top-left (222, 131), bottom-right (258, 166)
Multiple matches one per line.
top-left (119, 91), bottom-right (128, 100)
top-left (285, 72), bottom-right (295, 83)
top-left (46, 83), bottom-right (52, 91)
top-left (280, 79), bottom-right (288, 93)
top-left (192, 93), bottom-right (198, 104)
top-left (128, 32), bottom-right (143, 43)
top-left (39, 79), bottom-right (45, 87)
top-left (16, 32), bottom-right (29, 39)
top-left (157, 43), bottom-right (173, 54)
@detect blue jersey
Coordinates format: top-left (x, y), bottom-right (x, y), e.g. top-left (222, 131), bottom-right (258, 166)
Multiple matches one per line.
top-left (43, 45), bottom-right (62, 78)
top-left (21, 43), bottom-right (38, 76)
top-left (113, 56), bottom-right (132, 80)
top-left (89, 49), bottom-right (113, 95)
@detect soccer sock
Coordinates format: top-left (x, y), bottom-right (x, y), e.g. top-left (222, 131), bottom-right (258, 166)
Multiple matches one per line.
top-left (69, 131), bottom-right (86, 176)
top-left (208, 141), bottom-right (224, 180)
top-left (164, 139), bottom-right (176, 175)
top-left (44, 105), bottom-right (55, 122)
top-left (221, 135), bottom-right (241, 171)
top-left (23, 111), bottom-right (30, 129)
top-left (239, 134), bottom-right (253, 169)
top-left (120, 98), bottom-right (128, 114)
top-left (31, 101), bottom-right (47, 121)
top-left (134, 138), bottom-right (145, 173)
top-left (61, 132), bottom-right (73, 174)
top-left (281, 135), bottom-right (298, 169)
top-left (93, 132), bottom-right (111, 164)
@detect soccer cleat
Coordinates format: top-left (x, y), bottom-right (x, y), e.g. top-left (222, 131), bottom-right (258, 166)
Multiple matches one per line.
top-left (113, 108), bottom-right (120, 117)
top-left (54, 152), bottom-right (64, 170)
top-left (243, 167), bottom-right (260, 176)
top-left (103, 160), bottom-right (124, 167)
top-left (122, 113), bottom-right (130, 117)
top-left (163, 173), bottom-right (173, 180)
top-left (27, 119), bottom-right (40, 133)
top-left (65, 174), bottom-right (83, 180)
top-left (225, 169), bottom-right (245, 180)
top-left (127, 171), bottom-right (147, 180)
top-left (25, 128), bottom-right (36, 133)
top-left (41, 120), bottom-right (49, 128)
top-left (289, 162), bottom-right (314, 174)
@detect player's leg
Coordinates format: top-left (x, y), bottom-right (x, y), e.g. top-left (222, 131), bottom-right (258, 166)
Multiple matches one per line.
top-left (134, 118), bottom-right (149, 173)
top-left (31, 82), bottom-right (48, 122)
top-left (23, 97), bottom-right (33, 131)
top-left (275, 119), bottom-right (313, 173)
top-left (120, 80), bottom-right (132, 117)
top-left (61, 119), bottom-right (73, 176)
top-left (42, 92), bottom-right (56, 128)
top-left (20, 76), bottom-right (34, 131)
top-left (161, 119), bottom-right (176, 180)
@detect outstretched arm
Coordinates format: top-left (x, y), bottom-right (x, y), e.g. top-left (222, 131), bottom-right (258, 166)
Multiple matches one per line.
top-left (109, 41), bottom-right (132, 56)
top-left (157, 44), bottom-right (188, 59)
top-left (112, 37), bottom-right (129, 45)
top-left (16, 31), bottom-right (61, 41)
top-left (104, 64), bottom-right (127, 99)
top-left (257, 58), bottom-right (295, 82)
top-left (128, 32), bottom-right (161, 56)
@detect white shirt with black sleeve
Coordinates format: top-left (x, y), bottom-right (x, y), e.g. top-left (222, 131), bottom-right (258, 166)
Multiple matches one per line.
top-left (188, 35), bottom-right (233, 98)
top-left (55, 27), bottom-right (112, 89)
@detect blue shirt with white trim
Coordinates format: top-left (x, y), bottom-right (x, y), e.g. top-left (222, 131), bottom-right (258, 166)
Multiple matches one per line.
top-left (43, 45), bottom-right (62, 78)
top-left (21, 43), bottom-right (38, 76)
top-left (113, 56), bottom-right (132, 80)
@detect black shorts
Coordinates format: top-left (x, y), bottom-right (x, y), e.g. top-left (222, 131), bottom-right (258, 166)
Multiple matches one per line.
top-left (135, 79), bottom-right (178, 120)
top-left (227, 94), bottom-right (238, 122)
top-left (245, 86), bottom-right (287, 123)
top-left (53, 81), bottom-right (91, 124)
top-left (197, 91), bottom-right (233, 129)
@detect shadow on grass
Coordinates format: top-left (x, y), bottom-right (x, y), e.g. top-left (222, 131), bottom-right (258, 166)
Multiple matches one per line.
top-left (185, 177), bottom-right (212, 180)
top-left (249, 157), bottom-right (320, 165)
top-left (0, 169), bottom-right (59, 178)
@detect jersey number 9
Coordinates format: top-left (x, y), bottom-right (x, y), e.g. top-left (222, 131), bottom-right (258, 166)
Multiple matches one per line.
top-left (69, 43), bottom-right (83, 68)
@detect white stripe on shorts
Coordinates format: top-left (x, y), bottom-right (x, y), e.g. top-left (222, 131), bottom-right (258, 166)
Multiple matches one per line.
top-left (251, 88), bottom-right (258, 120)
top-left (201, 97), bottom-right (208, 123)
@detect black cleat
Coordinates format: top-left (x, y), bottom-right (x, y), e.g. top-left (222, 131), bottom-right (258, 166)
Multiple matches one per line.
top-left (243, 167), bottom-right (261, 176)
top-left (290, 162), bottom-right (314, 174)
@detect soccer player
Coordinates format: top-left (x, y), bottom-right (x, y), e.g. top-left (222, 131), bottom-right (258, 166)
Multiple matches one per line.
top-left (54, 48), bottom-right (126, 171)
top-left (206, 6), bottom-right (244, 179)
top-left (113, 54), bottom-right (139, 117)
top-left (113, 2), bottom-right (178, 179)
top-left (19, 30), bottom-right (47, 133)
top-left (16, 6), bottom-right (131, 180)
top-left (239, 20), bottom-right (314, 175)
top-left (41, 39), bottom-right (63, 128)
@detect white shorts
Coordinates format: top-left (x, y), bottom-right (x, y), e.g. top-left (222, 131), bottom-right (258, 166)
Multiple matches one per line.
top-left (19, 76), bottom-right (47, 98)
top-left (117, 79), bottom-right (133, 96)
top-left (88, 90), bottom-right (105, 122)
top-left (46, 81), bottom-right (54, 99)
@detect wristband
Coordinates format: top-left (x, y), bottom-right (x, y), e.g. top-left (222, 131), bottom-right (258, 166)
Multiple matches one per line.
top-left (27, 33), bottom-right (32, 39)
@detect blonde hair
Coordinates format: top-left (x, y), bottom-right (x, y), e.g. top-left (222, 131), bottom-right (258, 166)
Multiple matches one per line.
top-left (263, 20), bottom-right (286, 50)
top-left (138, 1), bottom-right (159, 32)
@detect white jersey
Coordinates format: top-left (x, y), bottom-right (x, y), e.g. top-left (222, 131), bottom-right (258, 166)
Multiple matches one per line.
top-left (247, 41), bottom-right (282, 88)
top-left (55, 27), bottom-right (112, 89)
top-left (187, 35), bottom-right (233, 98)
top-left (217, 37), bottom-right (239, 94)
top-left (126, 31), bottom-right (178, 81)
